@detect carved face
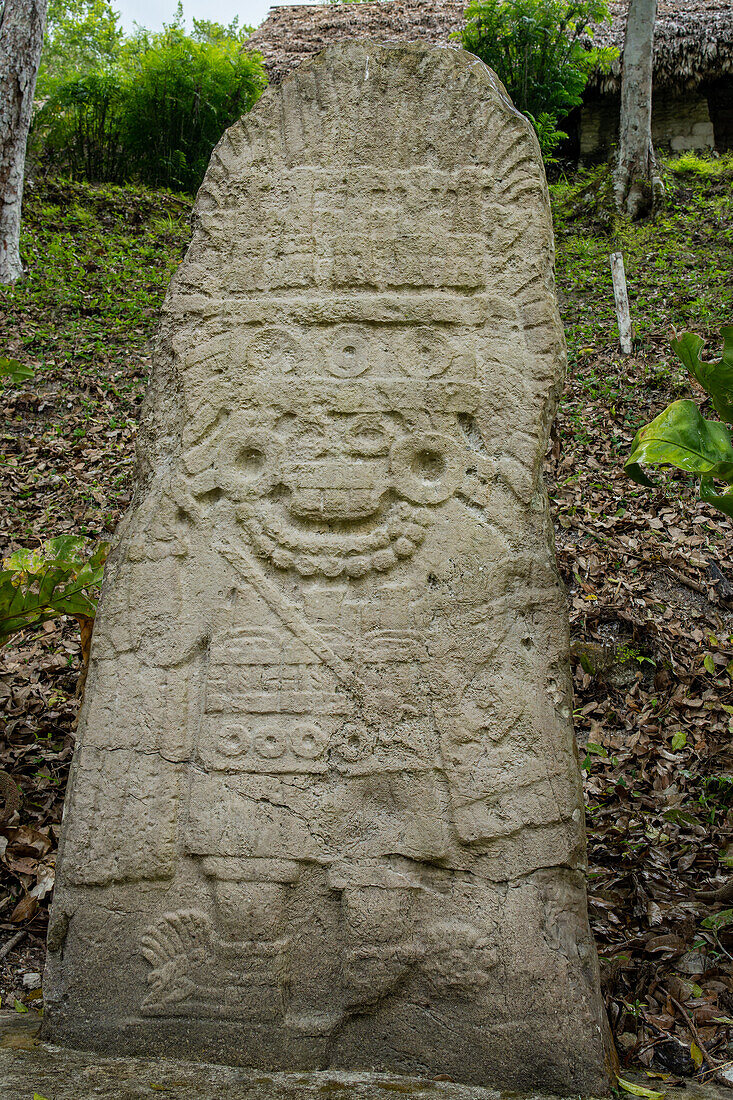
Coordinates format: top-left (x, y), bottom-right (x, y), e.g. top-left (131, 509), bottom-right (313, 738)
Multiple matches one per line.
top-left (185, 324), bottom-right (481, 578)
top-left (213, 406), bottom-right (469, 578)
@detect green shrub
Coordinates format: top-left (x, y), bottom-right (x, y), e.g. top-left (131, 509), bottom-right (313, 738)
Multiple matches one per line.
top-left (37, 69), bottom-right (127, 183)
top-left (458, 0), bottom-right (616, 159)
top-left (117, 26), bottom-right (267, 191)
top-left (35, 18), bottom-right (267, 193)
top-left (0, 536), bottom-right (110, 646)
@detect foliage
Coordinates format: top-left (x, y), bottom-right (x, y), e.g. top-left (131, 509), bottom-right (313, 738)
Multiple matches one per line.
top-left (1, 177), bottom-right (191, 543)
top-left (36, 69), bottom-right (128, 184)
top-left (551, 156), bottom-right (733, 349)
top-left (530, 111), bottom-right (569, 162)
top-left (458, 0), bottom-right (616, 159)
top-left (0, 357), bottom-right (35, 385)
top-left (0, 536), bottom-right (110, 645)
top-left (34, 7), bottom-right (267, 193)
top-left (36, 0), bottom-right (123, 97)
top-left (668, 151), bottom-right (733, 181)
top-left (119, 26), bottom-right (266, 192)
top-left (626, 328), bottom-right (733, 517)
top-left (190, 15), bottom-right (255, 44)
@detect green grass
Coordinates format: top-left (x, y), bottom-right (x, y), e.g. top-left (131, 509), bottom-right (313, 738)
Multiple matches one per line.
top-left (0, 177), bottom-right (192, 545)
top-left (9, 176), bottom-right (190, 378)
top-left (548, 153), bottom-right (733, 483)
top-left (667, 150), bottom-right (733, 179)
top-left (551, 154), bottom-right (733, 360)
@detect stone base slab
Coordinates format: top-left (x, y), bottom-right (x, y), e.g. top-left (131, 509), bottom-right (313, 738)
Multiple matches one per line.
top-left (2, 1014), bottom-right (732, 1100)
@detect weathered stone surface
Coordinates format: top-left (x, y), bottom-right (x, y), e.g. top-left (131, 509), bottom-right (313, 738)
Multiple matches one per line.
top-left (0, 1013), bottom-right (519, 1099)
top-left (6, 1015), bottom-right (733, 1100)
top-left (43, 43), bottom-right (613, 1092)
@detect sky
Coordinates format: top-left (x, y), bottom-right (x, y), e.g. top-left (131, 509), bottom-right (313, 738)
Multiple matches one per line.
top-left (114, 0), bottom-right (312, 34)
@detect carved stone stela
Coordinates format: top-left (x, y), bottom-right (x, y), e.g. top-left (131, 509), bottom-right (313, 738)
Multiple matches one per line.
top-left (43, 44), bottom-right (613, 1091)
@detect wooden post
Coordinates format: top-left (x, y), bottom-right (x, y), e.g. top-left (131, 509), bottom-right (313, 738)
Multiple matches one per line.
top-left (610, 251), bottom-right (633, 355)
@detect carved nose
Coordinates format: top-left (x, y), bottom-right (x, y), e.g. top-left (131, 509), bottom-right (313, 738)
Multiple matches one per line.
top-left (287, 461), bottom-right (385, 520)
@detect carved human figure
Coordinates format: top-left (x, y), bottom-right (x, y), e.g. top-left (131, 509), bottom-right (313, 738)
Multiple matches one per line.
top-left (44, 43), bottom-right (613, 1093)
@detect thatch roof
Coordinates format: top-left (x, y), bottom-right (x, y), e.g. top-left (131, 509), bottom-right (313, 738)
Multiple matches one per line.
top-left (247, 0), bottom-right (733, 94)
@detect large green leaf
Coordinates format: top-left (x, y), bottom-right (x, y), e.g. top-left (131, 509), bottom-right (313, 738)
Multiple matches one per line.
top-left (699, 477), bottom-right (733, 519)
top-left (672, 327), bottom-right (733, 425)
top-left (0, 537), bottom-right (111, 645)
top-left (625, 399), bottom-right (733, 488)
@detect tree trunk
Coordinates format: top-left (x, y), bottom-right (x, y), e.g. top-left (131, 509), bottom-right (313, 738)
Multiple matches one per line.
top-left (614, 0), bottom-right (662, 220)
top-left (0, 0), bottom-right (48, 284)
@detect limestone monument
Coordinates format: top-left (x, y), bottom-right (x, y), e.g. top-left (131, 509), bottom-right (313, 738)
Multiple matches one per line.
top-left (44, 43), bottom-right (614, 1092)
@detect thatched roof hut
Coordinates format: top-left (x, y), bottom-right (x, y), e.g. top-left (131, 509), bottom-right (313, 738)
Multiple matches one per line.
top-left (247, 0), bottom-right (733, 153)
top-left (247, 0), bottom-right (733, 94)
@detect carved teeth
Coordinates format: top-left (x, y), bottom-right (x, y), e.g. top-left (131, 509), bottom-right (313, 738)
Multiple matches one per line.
top-left (272, 548), bottom-right (295, 570)
top-left (236, 497), bottom-right (431, 578)
top-left (321, 556), bottom-right (345, 578)
top-left (393, 537), bottom-right (415, 558)
top-left (344, 556), bottom-right (370, 578)
top-left (372, 548), bottom-right (397, 572)
top-left (404, 523), bottom-right (425, 542)
top-left (294, 555), bottom-right (318, 576)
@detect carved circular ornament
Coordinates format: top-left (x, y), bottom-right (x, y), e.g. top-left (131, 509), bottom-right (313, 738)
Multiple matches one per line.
top-left (246, 328), bottom-right (305, 374)
top-left (390, 431), bottom-right (465, 505)
top-left (327, 325), bottom-right (370, 377)
top-left (216, 423), bottom-right (284, 500)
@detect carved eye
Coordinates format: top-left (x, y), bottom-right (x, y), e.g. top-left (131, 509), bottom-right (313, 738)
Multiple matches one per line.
top-left (217, 420), bottom-right (283, 500)
top-left (390, 431), bottom-right (465, 505)
top-left (411, 448), bottom-right (446, 481)
top-left (236, 446), bottom-right (265, 473)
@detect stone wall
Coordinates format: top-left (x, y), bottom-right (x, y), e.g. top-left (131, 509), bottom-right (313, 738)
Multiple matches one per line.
top-left (580, 90), bottom-right (717, 158)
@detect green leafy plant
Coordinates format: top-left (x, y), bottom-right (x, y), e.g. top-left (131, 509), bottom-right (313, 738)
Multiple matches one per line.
top-left (668, 152), bottom-right (733, 181)
top-left (36, 69), bottom-right (127, 184)
top-left (625, 328), bottom-right (733, 516)
top-left (34, 15), bottom-right (267, 193)
top-left (0, 536), bottom-right (110, 645)
top-left (0, 357), bottom-right (35, 385)
top-left (37, 0), bottom-right (123, 97)
top-left (458, 0), bottom-right (616, 159)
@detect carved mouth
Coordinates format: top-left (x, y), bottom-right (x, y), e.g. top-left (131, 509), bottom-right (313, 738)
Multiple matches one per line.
top-left (235, 495), bottom-right (430, 578)
top-left (287, 486), bottom-right (387, 523)
top-left (284, 459), bottom-right (388, 522)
